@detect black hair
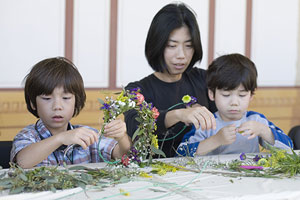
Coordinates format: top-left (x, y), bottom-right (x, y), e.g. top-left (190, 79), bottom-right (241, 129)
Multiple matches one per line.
top-left (207, 53), bottom-right (257, 95)
top-left (24, 57), bottom-right (86, 118)
top-left (145, 2), bottom-right (202, 73)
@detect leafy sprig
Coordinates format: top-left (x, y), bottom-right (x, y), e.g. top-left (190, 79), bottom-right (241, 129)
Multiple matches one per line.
top-left (0, 163), bottom-right (141, 194)
top-left (214, 147), bottom-right (300, 178)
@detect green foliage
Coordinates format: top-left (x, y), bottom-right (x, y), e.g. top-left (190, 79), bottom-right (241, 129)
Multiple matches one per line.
top-left (0, 164), bottom-right (139, 194)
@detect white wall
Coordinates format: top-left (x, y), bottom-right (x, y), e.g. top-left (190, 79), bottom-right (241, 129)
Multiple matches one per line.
top-left (73, 0), bottom-right (110, 88)
top-left (251, 0), bottom-right (299, 86)
top-left (0, 0), bottom-right (299, 88)
top-left (0, 0), bottom-right (65, 88)
top-left (214, 0), bottom-right (246, 56)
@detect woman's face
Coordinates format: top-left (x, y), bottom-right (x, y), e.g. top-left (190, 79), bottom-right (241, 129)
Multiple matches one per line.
top-left (163, 26), bottom-right (194, 81)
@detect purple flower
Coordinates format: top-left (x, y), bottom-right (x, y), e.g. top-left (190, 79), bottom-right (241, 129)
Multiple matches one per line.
top-left (253, 155), bottom-right (263, 162)
top-left (100, 103), bottom-right (110, 110)
top-left (131, 147), bottom-right (138, 154)
top-left (239, 152), bottom-right (246, 160)
top-left (130, 88), bottom-right (140, 92)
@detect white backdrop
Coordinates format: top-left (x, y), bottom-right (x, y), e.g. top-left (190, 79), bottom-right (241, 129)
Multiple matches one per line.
top-left (0, 0), bottom-right (299, 88)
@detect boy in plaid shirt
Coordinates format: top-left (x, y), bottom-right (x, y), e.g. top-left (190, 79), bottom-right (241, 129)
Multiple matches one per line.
top-left (11, 57), bottom-right (131, 168)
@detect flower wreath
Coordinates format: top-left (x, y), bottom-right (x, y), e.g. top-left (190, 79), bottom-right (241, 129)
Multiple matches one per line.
top-left (98, 88), bottom-right (165, 166)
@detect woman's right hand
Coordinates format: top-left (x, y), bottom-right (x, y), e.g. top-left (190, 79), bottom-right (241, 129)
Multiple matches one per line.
top-left (179, 106), bottom-right (216, 130)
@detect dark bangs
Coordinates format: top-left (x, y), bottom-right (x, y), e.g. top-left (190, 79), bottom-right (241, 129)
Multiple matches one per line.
top-left (24, 57), bottom-right (86, 118)
top-left (207, 54), bottom-right (257, 94)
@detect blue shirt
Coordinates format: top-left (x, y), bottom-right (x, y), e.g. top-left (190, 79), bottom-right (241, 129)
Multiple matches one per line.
top-left (10, 119), bottom-right (118, 167)
top-left (177, 111), bottom-right (293, 156)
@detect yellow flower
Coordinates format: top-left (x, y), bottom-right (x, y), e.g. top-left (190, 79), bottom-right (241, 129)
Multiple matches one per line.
top-left (157, 168), bottom-right (167, 176)
top-left (151, 134), bottom-right (159, 149)
top-left (257, 158), bottom-right (270, 167)
top-left (139, 171), bottom-right (153, 178)
top-left (119, 189), bottom-right (130, 196)
top-left (182, 95), bottom-right (192, 103)
top-left (116, 91), bottom-right (128, 102)
top-left (275, 150), bottom-right (286, 160)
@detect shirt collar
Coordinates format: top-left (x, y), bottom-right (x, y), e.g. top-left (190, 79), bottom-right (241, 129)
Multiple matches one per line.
top-left (36, 119), bottom-right (73, 140)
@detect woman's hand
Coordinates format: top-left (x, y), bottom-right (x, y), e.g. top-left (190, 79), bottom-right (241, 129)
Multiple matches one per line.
top-left (179, 106), bottom-right (216, 130)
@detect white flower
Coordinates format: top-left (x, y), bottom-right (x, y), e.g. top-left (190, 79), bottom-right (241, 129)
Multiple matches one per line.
top-left (129, 100), bottom-right (136, 108)
top-left (118, 101), bottom-right (126, 107)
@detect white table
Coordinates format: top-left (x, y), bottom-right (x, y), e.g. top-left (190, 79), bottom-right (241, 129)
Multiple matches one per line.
top-left (1, 154), bottom-right (300, 200)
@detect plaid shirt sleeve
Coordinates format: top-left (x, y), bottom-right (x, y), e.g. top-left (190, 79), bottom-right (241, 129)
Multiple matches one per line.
top-left (90, 136), bottom-right (118, 162)
top-left (10, 125), bottom-right (41, 163)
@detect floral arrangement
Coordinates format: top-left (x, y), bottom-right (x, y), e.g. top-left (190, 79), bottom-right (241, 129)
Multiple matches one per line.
top-left (216, 146), bottom-right (300, 178)
top-left (99, 88), bottom-right (164, 166)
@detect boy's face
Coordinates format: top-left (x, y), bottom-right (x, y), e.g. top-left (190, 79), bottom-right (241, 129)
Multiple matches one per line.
top-left (208, 84), bottom-right (253, 122)
top-left (32, 86), bottom-right (75, 135)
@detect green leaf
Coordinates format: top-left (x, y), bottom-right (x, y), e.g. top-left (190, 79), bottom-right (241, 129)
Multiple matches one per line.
top-left (98, 98), bottom-right (105, 105)
top-left (10, 186), bottom-right (25, 194)
top-left (81, 173), bottom-right (93, 182)
top-left (51, 186), bottom-right (57, 193)
top-left (77, 181), bottom-right (86, 190)
top-left (47, 177), bottom-right (59, 184)
top-left (150, 145), bottom-right (166, 158)
top-left (19, 173), bottom-right (28, 181)
top-left (135, 117), bottom-right (143, 123)
top-left (132, 128), bottom-right (140, 141)
top-left (68, 166), bottom-right (91, 171)
top-left (0, 172), bottom-right (6, 179)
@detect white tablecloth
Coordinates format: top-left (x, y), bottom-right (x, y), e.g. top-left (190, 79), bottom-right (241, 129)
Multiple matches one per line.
top-left (1, 154), bottom-right (300, 200)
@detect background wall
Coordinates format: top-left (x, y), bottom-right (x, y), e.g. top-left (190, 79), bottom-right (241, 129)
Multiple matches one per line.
top-left (0, 0), bottom-right (299, 88)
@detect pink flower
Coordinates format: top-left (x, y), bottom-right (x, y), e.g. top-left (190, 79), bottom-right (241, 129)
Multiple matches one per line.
top-left (136, 93), bottom-right (144, 105)
top-left (152, 107), bottom-right (159, 119)
top-left (240, 165), bottom-right (263, 170)
top-left (121, 154), bottom-right (130, 167)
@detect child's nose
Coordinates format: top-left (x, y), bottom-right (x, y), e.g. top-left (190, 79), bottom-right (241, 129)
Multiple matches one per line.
top-left (53, 100), bottom-right (63, 110)
top-left (230, 97), bottom-right (239, 106)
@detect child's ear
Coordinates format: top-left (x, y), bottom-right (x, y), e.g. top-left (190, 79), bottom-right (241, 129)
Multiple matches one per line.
top-left (30, 101), bottom-right (36, 110)
top-left (208, 89), bottom-right (215, 101)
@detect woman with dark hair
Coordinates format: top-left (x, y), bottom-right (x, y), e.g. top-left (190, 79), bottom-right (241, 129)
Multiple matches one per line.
top-left (125, 2), bottom-right (217, 157)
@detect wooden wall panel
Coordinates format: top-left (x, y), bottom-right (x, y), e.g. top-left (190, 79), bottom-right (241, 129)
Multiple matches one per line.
top-left (1, 88), bottom-right (300, 141)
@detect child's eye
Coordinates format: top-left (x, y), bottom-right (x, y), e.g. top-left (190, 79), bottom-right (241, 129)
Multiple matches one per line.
top-left (63, 96), bottom-right (72, 100)
top-left (186, 44), bottom-right (193, 48)
top-left (41, 97), bottom-right (50, 100)
top-left (222, 94), bottom-right (230, 97)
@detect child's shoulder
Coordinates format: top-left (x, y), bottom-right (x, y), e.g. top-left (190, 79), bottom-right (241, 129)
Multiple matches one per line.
top-left (246, 111), bottom-right (268, 121)
top-left (14, 123), bottom-right (39, 141)
top-left (72, 124), bottom-right (98, 133)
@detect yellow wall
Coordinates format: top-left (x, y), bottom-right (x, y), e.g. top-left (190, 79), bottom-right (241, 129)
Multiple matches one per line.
top-left (1, 88), bottom-right (299, 141)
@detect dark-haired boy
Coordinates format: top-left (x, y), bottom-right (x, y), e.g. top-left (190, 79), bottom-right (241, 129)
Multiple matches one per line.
top-left (177, 53), bottom-right (293, 156)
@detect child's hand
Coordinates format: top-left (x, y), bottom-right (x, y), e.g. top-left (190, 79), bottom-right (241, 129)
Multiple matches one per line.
top-left (238, 121), bottom-right (270, 139)
top-left (103, 119), bottom-right (127, 142)
top-left (217, 124), bottom-right (236, 145)
top-left (59, 127), bottom-right (99, 149)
